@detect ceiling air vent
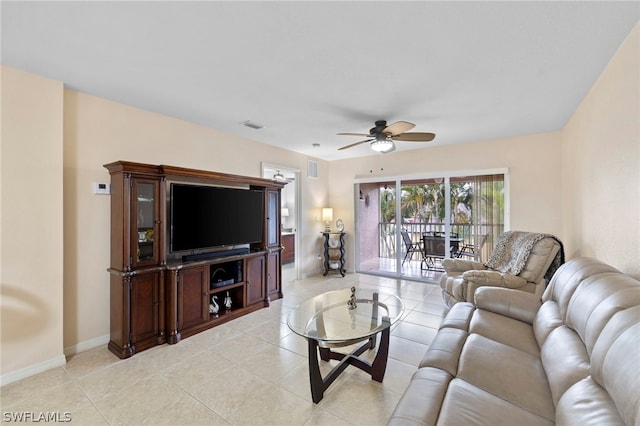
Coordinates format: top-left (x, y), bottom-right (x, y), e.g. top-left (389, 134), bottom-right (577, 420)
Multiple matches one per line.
top-left (241, 120), bottom-right (263, 130)
top-left (308, 160), bottom-right (318, 178)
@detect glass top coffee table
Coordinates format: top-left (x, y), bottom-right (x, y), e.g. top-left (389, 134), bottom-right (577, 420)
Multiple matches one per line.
top-left (287, 286), bottom-right (404, 403)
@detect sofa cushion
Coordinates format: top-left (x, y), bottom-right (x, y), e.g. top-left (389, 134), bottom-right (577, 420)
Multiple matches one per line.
top-left (457, 334), bottom-right (555, 420)
top-left (565, 272), bottom-right (640, 354)
top-left (389, 367), bottom-right (452, 425)
top-left (438, 302), bottom-right (475, 330)
top-left (556, 377), bottom-right (626, 425)
top-left (541, 257), bottom-right (618, 310)
top-left (437, 378), bottom-right (554, 426)
top-left (532, 300), bottom-right (564, 345)
top-left (474, 286), bottom-right (542, 324)
top-left (589, 306), bottom-right (640, 425)
top-left (418, 328), bottom-right (467, 374)
top-left (469, 309), bottom-right (539, 356)
top-left (539, 325), bottom-right (590, 406)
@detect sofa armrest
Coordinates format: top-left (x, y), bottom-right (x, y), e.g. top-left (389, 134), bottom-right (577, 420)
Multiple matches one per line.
top-left (474, 287), bottom-right (542, 324)
top-left (442, 258), bottom-right (487, 273)
top-left (461, 270), bottom-right (528, 302)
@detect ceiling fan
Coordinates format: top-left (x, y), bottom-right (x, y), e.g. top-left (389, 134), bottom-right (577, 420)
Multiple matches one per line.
top-left (337, 120), bottom-right (435, 153)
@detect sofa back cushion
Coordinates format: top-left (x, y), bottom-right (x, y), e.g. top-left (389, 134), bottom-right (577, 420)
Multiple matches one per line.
top-left (557, 306), bottom-right (640, 425)
top-left (591, 305), bottom-right (640, 425)
top-left (565, 272), bottom-right (640, 354)
top-left (538, 258), bottom-right (640, 424)
top-left (541, 257), bottom-right (619, 318)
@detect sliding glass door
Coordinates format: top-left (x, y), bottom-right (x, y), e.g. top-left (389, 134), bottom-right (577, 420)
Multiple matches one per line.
top-left (355, 171), bottom-right (506, 282)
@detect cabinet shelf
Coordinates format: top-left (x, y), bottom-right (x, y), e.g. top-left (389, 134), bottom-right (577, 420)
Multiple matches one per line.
top-left (209, 281), bottom-right (244, 293)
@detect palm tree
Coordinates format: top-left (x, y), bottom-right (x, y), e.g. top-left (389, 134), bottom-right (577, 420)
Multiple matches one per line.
top-left (400, 185), bottom-right (428, 224)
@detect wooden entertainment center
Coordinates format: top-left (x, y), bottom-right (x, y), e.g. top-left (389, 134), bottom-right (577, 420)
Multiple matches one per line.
top-left (104, 161), bottom-right (286, 358)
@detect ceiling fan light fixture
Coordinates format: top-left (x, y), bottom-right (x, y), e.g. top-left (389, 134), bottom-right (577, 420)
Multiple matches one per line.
top-left (370, 138), bottom-right (395, 153)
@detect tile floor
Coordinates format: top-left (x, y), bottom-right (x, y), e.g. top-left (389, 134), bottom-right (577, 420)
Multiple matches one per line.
top-left (1, 268), bottom-right (447, 425)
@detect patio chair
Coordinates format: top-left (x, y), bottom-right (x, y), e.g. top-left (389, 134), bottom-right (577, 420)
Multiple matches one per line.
top-left (454, 234), bottom-right (488, 261)
top-left (401, 229), bottom-right (423, 265)
top-left (440, 231), bottom-right (564, 308)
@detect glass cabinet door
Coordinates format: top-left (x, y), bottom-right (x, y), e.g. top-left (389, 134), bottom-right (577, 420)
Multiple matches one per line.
top-left (132, 178), bottom-right (160, 267)
top-left (267, 190), bottom-right (279, 247)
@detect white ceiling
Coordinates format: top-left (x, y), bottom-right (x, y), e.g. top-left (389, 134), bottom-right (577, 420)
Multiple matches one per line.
top-left (2, 1), bottom-right (638, 161)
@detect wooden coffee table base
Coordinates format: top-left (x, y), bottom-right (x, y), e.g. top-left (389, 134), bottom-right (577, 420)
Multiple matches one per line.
top-left (307, 320), bottom-right (390, 403)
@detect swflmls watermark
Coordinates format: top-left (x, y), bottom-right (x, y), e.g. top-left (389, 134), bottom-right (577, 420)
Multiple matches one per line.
top-left (3, 411), bottom-right (72, 423)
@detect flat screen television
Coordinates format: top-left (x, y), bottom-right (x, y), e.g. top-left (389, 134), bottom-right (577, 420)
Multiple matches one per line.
top-left (170, 183), bottom-right (264, 252)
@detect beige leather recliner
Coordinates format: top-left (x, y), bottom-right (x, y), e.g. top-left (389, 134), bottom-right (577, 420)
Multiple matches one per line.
top-left (440, 231), bottom-right (563, 308)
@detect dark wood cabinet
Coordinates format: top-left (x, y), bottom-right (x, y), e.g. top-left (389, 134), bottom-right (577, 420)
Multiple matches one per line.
top-left (130, 271), bottom-right (164, 349)
top-left (105, 161), bottom-right (284, 358)
top-left (178, 265), bottom-right (208, 330)
top-left (281, 233), bottom-right (295, 264)
top-left (267, 251), bottom-right (281, 300)
top-left (264, 189), bottom-right (283, 301)
top-left (246, 255), bottom-right (265, 305)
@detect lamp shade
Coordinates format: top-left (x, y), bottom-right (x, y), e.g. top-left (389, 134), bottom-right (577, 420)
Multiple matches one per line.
top-left (281, 208), bottom-right (290, 217)
top-left (322, 208), bottom-right (333, 222)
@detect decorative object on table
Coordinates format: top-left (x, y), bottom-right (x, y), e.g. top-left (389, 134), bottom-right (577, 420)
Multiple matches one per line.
top-left (347, 286), bottom-right (357, 310)
top-left (322, 208), bottom-right (333, 232)
top-left (335, 218), bottom-right (344, 232)
top-left (209, 295), bottom-right (219, 317)
top-left (328, 238), bottom-right (340, 249)
top-left (224, 291), bottom-right (232, 311)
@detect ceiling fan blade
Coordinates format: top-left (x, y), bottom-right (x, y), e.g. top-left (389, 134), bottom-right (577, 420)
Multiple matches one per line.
top-left (337, 132), bottom-right (371, 137)
top-left (338, 139), bottom-right (373, 150)
top-left (392, 132), bottom-right (436, 142)
top-left (383, 121), bottom-right (415, 136)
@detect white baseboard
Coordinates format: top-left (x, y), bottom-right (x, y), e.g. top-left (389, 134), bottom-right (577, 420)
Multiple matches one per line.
top-left (0, 334), bottom-right (110, 387)
top-left (0, 355), bottom-right (67, 387)
top-left (64, 334), bottom-right (110, 357)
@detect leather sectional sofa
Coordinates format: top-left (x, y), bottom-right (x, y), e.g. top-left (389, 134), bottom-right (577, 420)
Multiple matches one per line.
top-left (388, 257), bottom-right (640, 425)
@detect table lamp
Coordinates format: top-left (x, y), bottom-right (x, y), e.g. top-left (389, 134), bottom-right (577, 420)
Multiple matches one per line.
top-left (322, 208), bottom-right (333, 232)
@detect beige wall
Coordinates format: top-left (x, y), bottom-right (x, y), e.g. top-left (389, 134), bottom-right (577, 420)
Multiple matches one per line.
top-left (329, 132), bottom-right (564, 272)
top-left (62, 90), bottom-right (329, 351)
top-left (562, 23), bottom-right (639, 278)
top-left (1, 67), bottom-right (65, 380)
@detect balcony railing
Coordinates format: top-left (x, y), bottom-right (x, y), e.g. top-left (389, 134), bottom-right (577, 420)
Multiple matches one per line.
top-left (379, 221), bottom-right (503, 261)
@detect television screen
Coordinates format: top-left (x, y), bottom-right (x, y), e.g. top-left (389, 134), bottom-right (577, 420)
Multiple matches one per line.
top-left (170, 183), bottom-right (264, 252)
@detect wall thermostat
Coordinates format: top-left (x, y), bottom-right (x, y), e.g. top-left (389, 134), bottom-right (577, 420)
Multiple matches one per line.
top-left (93, 182), bottom-right (110, 195)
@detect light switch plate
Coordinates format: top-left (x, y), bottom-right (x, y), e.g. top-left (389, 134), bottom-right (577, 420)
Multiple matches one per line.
top-left (93, 182), bottom-right (110, 195)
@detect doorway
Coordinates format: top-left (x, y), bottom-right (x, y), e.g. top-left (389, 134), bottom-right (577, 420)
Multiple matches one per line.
top-left (355, 170), bottom-right (507, 282)
top-left (262, 163), bottom-right (300, 283)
